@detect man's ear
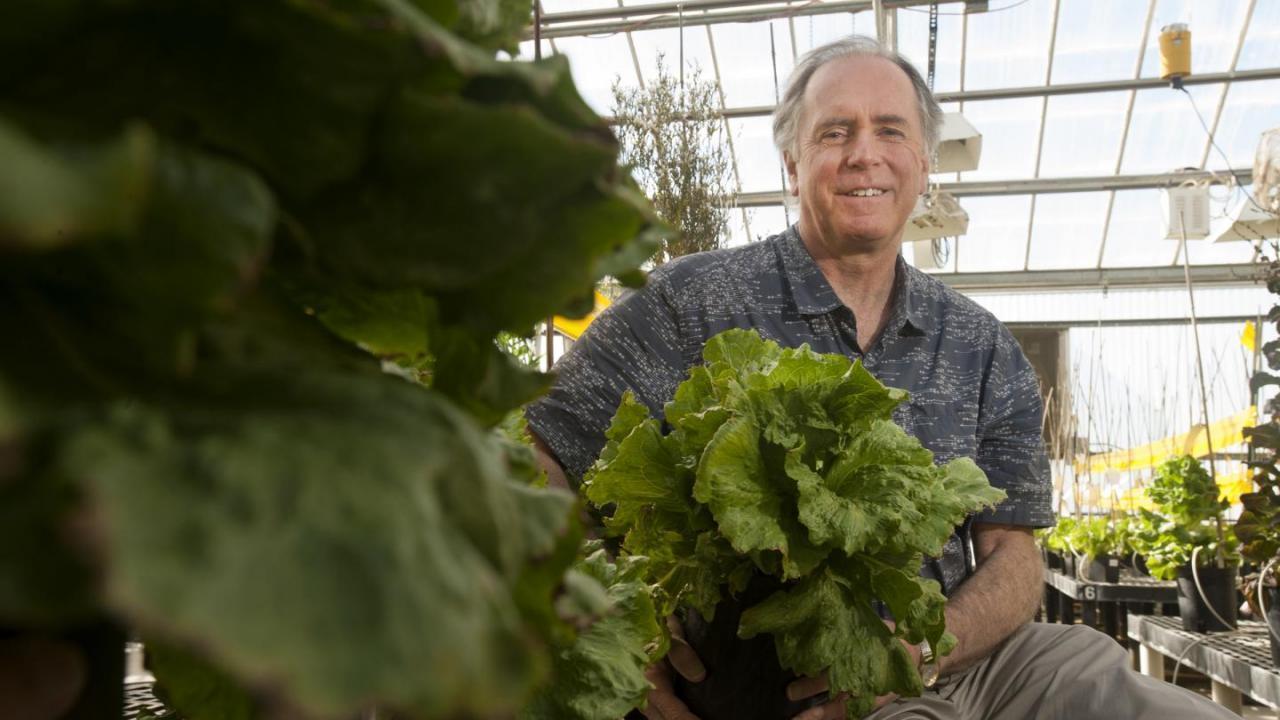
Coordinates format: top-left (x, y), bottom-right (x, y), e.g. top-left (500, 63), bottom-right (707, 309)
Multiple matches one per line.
top-left (783, 151), bottom-right (799, 197)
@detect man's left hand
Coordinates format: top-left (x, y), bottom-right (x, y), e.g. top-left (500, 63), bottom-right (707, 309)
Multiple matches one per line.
top-left (784, 622), bottom-right (922, 720)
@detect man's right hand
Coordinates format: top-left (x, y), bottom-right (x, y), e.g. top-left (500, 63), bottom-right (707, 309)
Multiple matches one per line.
top-left (640, 615), bottom-right (706, 720)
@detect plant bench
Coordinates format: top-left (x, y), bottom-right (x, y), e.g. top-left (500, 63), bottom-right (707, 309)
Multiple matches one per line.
top-left (1127, 613), bottom-right (1280, 714)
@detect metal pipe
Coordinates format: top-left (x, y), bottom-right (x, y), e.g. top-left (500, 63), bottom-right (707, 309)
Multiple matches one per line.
top-left (734, 168), bottom-right (1253, 205)
top-left (714, 67), bottom-right (1280, 119)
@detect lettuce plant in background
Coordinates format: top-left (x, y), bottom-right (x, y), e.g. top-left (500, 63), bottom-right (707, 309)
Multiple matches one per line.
top-left (584, 329), bottom-right (1006, 719)
top-left (0, 1), bottom-right (666, 718)
top-left (1136, 456), bottom-right (1239, 580)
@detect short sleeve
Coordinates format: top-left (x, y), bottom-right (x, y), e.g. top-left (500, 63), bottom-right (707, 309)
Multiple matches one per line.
top-left (524, 273), bottom-right (687, 486)
top-left (972, 327), bottom-right (1054, 528)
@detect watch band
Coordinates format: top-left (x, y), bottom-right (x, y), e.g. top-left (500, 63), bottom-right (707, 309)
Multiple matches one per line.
top-left (918, 640), bottom-right (940, 689)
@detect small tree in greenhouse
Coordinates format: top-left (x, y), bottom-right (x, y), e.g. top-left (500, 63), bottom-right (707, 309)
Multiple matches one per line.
top-left (612, 55), bottom-right (735, 264)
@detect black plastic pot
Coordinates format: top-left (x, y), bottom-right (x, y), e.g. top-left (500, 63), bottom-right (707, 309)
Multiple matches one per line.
top-left (1131, 554), bottom-right (1150, 577)
top-left (1062, 553), bottom-right (1076, 579)
top-left (1175, 563), bottom-right (1238, 633)
top-left (1084, 554), bottom-right (1121, 583)
top-left (1044, 548), bottom-right (1064, 571)
top-left (672, 575), bottom-right (827, 720)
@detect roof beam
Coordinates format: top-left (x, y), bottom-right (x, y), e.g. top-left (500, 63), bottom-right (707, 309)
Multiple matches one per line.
top-left (1003, 315), bottom-right (1257, 330)
top-left (718, 68), bottom-right (1280, 119)
top-left (932, 263), bottom-right (1262, 293)
top-left (529, 0), bottom-right (964, 39)
top-left (735, 168), bottom-right (1254, 205)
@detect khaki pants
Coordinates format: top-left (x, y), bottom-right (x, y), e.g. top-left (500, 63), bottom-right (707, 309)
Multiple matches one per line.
top-left (868, 623), bottom-right (1240, 719)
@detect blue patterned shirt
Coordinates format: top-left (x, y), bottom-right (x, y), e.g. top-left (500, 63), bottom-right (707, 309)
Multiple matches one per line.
top-left (526, 226), bottom-right (1052, 592)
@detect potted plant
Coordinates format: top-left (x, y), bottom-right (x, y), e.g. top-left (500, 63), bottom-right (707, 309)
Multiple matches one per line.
top-left (1066, 517), bottom-right (1123, 583)
top-left (1036, 518), bottom-right (1076, 572)
top-left (1139, 455), bottom-right (1240, 632)
top-left (1237, 254), bottom-right (1280, 663)
top-left (1236, 413), bottom-right (1280, 663)
top-left (1110, 514), bottom-right (1149, 575)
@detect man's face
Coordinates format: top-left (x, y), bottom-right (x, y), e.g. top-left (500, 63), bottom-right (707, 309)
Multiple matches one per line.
top-left (785, 55), bottom-right (930, 254)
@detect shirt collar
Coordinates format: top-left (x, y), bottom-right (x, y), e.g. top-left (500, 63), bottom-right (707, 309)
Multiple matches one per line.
top-left (777, 226), bottom-right (936, 335)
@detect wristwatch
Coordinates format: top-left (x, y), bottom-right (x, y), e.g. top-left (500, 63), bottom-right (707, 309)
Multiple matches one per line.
top-left (918, 640), bottom-right (940, 689)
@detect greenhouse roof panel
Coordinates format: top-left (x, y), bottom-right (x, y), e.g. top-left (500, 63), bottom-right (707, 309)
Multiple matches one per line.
top-left (1026, 192), bottom-right (1111, 271)
top-left (1237, 0), bottom-right (1280, 71)
top-left (541, 34), bottom-right (638, 114)
top-left (1100, 189), bottom-right (1181, 268)
top-left (1050, 0), bottom-right (1148, 85)
top-left (710, 20), bottom-right (794, 108)
top-left (953, 195), bottom-right (1032, 273)
top-left (728, 116), bottom-right (785, 192)
top-left (1037, 91), bottom-right (1130, 178)
top-left (1119, 84), bottom-right (1223, 174)
top-left (956, 97), bottom-right (1042, 181)
top-left (959, 0), bottom-right (1053, 91)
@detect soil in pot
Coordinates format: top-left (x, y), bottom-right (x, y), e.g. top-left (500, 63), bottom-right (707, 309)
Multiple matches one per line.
top-left (1084, 554), bottom-right (1121, 583)
top-left (672, 574), bottom-right (828, 720)
top-left (1175, 563), bottom-right (1238, 633)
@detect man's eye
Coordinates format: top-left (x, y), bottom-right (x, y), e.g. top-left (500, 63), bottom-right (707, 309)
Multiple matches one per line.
top-left (821, 130), bottom-right (847, 142)
top-left (880, 128), bottom-right (906, 139)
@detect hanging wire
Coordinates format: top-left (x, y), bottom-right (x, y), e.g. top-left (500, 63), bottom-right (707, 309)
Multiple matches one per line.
top-left (1180, 87), bottom-right (1269, 215)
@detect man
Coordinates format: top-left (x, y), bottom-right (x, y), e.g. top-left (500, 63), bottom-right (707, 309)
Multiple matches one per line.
top-left (527, 35), bottom-right (1236, 720)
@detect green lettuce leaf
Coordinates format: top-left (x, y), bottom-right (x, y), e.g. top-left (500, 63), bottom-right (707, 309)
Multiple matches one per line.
top-left (63, 371), bottom-right (577, 720)
top-left (520, 548), bottom-right (663, 720)
top-left (584, 329), bottom-right (1007, 717)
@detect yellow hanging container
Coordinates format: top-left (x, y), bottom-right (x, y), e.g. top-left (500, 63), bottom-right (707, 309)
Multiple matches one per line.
top-left (1159, 23), bottom-right (1192, 82)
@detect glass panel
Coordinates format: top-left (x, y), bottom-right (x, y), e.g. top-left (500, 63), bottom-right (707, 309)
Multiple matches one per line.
top-left (894, 6), bottom-right (965, 94)
top-left (1119, 84), bottom-right (1221, 174)
top-left (954, 195), bottom-right (1032, 272)
top-left (1211, 79), bottom-right (1280, 170)
top-left (1037, 92), bottom-right (1129, 177)
top-left (1238, 0), bottom-right (1280, 70)
top-left (1051, 0), bottom-right (1147, 84)
top-left (1100, 189), bottom-right (1180, 267)
top-left (963, 0), bottom-right (1054, 91)
top-left (721, 207), bottom-right (747, 249)
top-left (547, 35), bottom-right (639, 116)
top-left (1140, 0), bottom-right (1253, 77)
top-left (956, 98), bottom-right (1041, 180)
top-left (745, 206), bottom-right (793, 242)
top-left (629, 27), bottom-right (714, 82)
top-left (711, 21), bottom-right (793, 109)
top-left (1027, 192), bottom-right (1110, 270)
top-left (791, 12), bottom-right (874, 56)
top-left (728, 117), bottom-right (785, 193)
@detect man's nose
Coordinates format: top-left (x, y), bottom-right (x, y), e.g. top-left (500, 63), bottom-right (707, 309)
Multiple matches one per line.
top-left (842, 130), bottom-right (881, 168)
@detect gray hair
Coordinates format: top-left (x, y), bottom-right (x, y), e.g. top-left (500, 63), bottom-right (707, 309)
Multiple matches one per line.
top-left (772, 35), bottom-right (942, 162)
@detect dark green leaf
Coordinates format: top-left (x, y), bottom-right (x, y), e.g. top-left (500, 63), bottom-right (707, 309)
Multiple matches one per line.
top-left (65, 374), bottom-right (576, 719)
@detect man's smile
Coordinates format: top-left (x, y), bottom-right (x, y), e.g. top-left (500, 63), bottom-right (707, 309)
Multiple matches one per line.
top-left (838, 187), bottom-right (890, 198)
